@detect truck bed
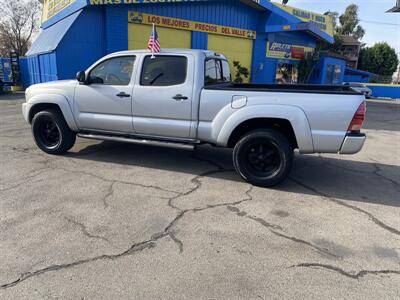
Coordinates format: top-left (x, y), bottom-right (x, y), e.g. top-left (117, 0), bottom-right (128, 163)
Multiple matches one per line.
top-left (204, 83), bottom-right (362, 95)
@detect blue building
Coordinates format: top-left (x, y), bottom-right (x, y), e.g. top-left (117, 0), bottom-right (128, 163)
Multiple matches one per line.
top-left (27, 0), bottom-right (336, 86)
top-left (0, 58), bottom-right (13, 84)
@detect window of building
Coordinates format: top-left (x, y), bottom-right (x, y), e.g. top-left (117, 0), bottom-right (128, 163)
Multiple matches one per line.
top-left (140, 56), bottom-right (187, 86)
top-left (89, 56), bottom-right (135, 86)
top-left (326, 64), bottom-right (342, 85)
top-left (275, 64), bottom-right (298, 84)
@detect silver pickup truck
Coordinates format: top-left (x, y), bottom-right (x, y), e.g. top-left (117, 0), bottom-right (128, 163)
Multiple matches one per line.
top-left (22, 49), bottom-right (366, 186)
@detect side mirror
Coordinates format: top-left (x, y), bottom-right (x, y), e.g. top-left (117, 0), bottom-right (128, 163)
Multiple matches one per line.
top-left (76, 71), bottom-right (86, 84)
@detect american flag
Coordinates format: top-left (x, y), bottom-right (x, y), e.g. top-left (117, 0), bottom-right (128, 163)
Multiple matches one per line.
top-left (148, 23), bottom-right (161, 57)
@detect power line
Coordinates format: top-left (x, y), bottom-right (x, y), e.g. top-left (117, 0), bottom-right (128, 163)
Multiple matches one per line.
top-left (359, 19), bottom-right (400, 26)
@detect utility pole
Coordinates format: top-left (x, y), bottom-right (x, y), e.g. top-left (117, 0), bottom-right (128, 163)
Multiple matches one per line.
top-left (396, 52), bottom-right (400, 84)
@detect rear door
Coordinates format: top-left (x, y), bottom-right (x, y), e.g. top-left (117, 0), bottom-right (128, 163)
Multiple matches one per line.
top-left (74, 56), bottom-right (136, 133)
top-left (131, 54), bottom-right (194, 139)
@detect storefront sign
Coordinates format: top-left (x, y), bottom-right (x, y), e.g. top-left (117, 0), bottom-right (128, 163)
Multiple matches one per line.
top-left (42, 0), bottom-right (77, 23)
top-left (266, 42), bottom-right (313, 60)
top-left (90, 0), bottom-right (206, 4)
top-left (273, 3), bottom-right (334, 37)
top-left (128, 12), bottom-right (257, 39)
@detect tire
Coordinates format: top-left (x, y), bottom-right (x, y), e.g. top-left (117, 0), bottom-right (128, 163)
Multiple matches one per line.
top-left (32, 109), bottom-right (76, 155)
top-left (233, 129), bottom-right (293, 187)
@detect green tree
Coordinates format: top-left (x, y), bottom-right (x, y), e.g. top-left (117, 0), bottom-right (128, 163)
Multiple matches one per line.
top-left (298, 52), bottom-right (315, 84)
top-left (321, 5), bottom-right (363, 53)
top-left (337, 4), bottom-right (365, 40)
top-left (358, 42), bottom-right (399, 76)
top-left (233, 61), bottom-right (249, 83)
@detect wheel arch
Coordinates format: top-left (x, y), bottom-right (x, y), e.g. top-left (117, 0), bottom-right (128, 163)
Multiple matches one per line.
top-left (27, 95), bottom-right (78, 131)
top-left (217, 105), bottom-right (314, 153)
top-left (227, 118), bottom-right (298, 149)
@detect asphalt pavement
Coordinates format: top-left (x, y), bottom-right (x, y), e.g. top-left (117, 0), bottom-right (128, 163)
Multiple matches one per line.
top-left (0, 95), bottom-right (399, 299)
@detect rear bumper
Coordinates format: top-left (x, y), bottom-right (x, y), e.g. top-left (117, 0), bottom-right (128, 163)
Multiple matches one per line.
top-left (339, 133), bottom-right (366, 154)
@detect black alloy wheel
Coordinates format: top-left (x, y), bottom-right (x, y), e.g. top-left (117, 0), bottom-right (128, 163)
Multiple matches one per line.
top-left (32, 109), bottom-right (76, 155)
top-left (36, 117), bottom-right (61, 149)
top-left (243, 140), bottom-right (282, 178)
top-left (233, 129), bottom-right (294, 187)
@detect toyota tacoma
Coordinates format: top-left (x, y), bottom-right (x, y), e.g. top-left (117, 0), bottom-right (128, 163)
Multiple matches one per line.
top-left (22, 49), bottom-right (367, 186)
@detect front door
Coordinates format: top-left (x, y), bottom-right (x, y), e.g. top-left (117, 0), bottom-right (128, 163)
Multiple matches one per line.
top-left (74, 56), bottom-right (136, 134)
top-left (132, 54), bottom-right (194, 139)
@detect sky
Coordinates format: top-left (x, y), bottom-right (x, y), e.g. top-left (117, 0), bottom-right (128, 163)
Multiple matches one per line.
top-left (274, 0), bottom-right (400, 53)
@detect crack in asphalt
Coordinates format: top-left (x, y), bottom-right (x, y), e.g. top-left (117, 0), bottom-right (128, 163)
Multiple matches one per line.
top-left (167, 153), bottom-right (235, 211)
top-left (0, 167), bottom-right (52, 192)
top-left (370, 159), bottom-right (400, 189)
top-left (1, 149), bottom-right (53, 192)
top-left (3, 139), bottom-right (399, 289)
top-left (317, 155), bottom-right (400, 189)
top-left (226, 206), bottom-right (340, 259)
top-left (192, 186), bottom-right (254, 213)
top-left (168, 232), bottom-right (184, 253)
top-left (0, 238), bottom-right (158, 289)
top-left (167, 168), bottom-right (236, 211)
top-left (292, 263), bottom-right (400, 280)
top-left (0, 166), bottom-right (253, 290)
top-left (290, 177), bottom-right (400, 237)
top-left (102, 181), bottom-right (116, 209)
top-left (4, 147), bottom-right (183, 197)
top-left (64, 216), bottom-right (110, 243)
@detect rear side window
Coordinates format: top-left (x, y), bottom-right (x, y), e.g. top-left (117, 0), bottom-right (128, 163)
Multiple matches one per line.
top-left (140, 56), bottom-right (187, 86)
top-left (205, 59), bottom-right (230, 85)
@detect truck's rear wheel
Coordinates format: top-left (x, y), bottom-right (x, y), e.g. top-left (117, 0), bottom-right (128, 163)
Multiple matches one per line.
top-left (32, 109), bottom-right (76, 155)
top-left (233, 129), bottom-right (293, 187)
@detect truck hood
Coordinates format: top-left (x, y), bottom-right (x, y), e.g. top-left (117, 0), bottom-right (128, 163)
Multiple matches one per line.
top-left (27, 80), bottom-right (77, 91)
top-left (26, 80), bottom-right (78, 101)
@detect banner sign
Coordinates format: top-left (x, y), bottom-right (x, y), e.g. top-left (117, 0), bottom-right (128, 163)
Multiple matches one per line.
top-left (273, 3), bottom-right (334, 37)
top-left (266, 42), bottom-right (314, 60)
top-left (128, 12), bottom-right (257, 39)
top-left (42, 0), bottom-right (77, 23)
top-left (90, 0), bottom-right (206, 4)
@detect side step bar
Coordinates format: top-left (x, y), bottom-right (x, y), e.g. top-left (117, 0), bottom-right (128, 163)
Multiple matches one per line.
top-left (77, 133), bottom-right (196, 150)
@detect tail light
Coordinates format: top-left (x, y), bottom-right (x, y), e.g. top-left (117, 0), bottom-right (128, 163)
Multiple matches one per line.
top-left (347, 101), bottom-right (366, 133)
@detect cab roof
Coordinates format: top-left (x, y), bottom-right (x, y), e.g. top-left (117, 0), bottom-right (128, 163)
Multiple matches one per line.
top-left (107, 49), bottom-right (227, 60)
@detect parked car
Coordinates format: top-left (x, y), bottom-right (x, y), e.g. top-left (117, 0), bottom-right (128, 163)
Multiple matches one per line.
top-left (344, 82), bottom-right (372, 98)
top-left (22, 49), bottom-right (367, 187)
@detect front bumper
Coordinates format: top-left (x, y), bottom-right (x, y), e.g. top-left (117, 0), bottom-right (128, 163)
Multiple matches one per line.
top-left (22, 102), bottom-right (30, 123)
top-left (339, 133), bottom-right (366, 154)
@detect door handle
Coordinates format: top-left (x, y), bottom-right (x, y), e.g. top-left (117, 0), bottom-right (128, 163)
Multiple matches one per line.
top-left (172, 94), bottom-right (188, 101)
top-left (116, 92), bottom-right (131, 98)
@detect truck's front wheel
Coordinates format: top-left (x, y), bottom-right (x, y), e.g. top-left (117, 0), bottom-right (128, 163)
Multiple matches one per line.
top-left (233, 129), bottom-right (293, 187)
top-left (32, 109), bottom-right (76, 155)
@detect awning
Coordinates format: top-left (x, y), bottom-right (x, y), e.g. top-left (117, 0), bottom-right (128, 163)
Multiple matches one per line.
top-left (26, 10), bottom-right (82, 56)
top-left (387, 0), bottom-right (400, 12)
top-left (387, 6), bottom-right (400, 12)
top-left (265, 22), bottom-right (334, 44)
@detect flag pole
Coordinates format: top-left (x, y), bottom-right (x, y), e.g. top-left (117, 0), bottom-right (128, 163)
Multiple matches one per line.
top-left (151, 23), bottom-right (155, 59)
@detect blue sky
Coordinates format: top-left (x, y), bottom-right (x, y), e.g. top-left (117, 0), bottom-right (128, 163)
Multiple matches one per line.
top-left (273, 0), bottom-right (400, 53)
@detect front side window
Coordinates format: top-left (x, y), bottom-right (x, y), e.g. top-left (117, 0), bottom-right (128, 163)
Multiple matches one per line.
top-left (205, 59), bottom-right (230, 85)
top-left (140, 56), bottom-right (187, 86)
top-left (89, 56), bottom-right (135, 86)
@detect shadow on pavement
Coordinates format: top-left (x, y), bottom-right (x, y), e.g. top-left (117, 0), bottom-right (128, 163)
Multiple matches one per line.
top-left (364, 101), bottom-right (400, 132)
top-left (67, 141), bottom-right (400, 208)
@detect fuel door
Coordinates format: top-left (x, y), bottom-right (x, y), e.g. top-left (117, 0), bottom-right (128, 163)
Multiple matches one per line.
top-left (231, 95), bottom-right (248, 109)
